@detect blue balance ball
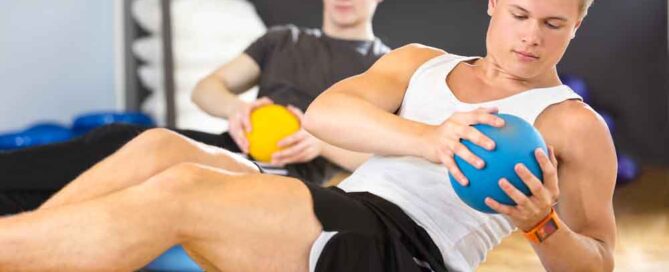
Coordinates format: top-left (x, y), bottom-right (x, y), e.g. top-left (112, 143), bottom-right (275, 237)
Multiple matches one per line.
top-left (144, 245), bottom-right (203, 272)
top-left (449, 114), bottom-right (548, 214)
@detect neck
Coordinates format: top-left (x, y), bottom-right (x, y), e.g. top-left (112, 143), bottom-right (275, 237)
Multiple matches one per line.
top-left (474, 55), bottom-right (561, 93)
top-left (322, 20), bottom-right (375, 41)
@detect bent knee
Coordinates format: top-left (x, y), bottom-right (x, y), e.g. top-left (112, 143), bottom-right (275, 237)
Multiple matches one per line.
top-left (143, 162), bottom-right (232, 193)
top-left (133, 128), bottom-right (186, 148)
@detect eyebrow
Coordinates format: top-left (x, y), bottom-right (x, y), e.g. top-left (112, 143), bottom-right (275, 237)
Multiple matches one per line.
top-left (510, 4), bottom-right (568, 21)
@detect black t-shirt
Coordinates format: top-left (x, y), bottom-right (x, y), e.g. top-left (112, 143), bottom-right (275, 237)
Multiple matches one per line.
top-left (244, 24), bottom-right (391, 111)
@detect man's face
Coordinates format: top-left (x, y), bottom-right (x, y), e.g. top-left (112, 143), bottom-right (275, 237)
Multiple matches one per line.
top-left (323, 0), bottom-right (381, 28)
top-left (486, 0), bottom-right (583, 79)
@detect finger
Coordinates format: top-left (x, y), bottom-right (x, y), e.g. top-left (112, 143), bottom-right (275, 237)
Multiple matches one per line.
top-left (499, 178), bottom-right (535, 212)
top-left (286, 105), bottom-right (305, 121)
top-left (450, 141), bottom-right (485, 169)
top-left (442, 154), bottom-right (469, 186)
top-left (240, 107), bottom-right (253, 133)
top-left (515, 163), bottom-right (551, 204)
top-left (232, 130), bottom-right (249, 153)
top-left (455, 125), bottom-right (496, 151)
top-left (276, 147), bottom-right (313, 166)
top-left (485, 197), bottom-right (519, 217)
top-left (272, 141), bottom-right (310, 165)
top-left (535, 148), bottom-right (559, 196)
top-left (548, 145), bottom-right (558, 167)
top-left (277, 130), bottom-right (307, 148)
top-left (253, 97), bottom-right (274, 107)
top-left (454, 110), bottom-right (505, 127)
top-left (474, 106), bottom-right (499, 114)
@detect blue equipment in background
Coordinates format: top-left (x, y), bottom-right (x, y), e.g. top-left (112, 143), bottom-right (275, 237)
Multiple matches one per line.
top-left (0, 112), bottom-right (155, 151)
top-left (72, 111), bottom-right (155, 135)
top-left (0, 122), bottom-right (74, 150)
top-left (560, 74), bottom-right (590, 103)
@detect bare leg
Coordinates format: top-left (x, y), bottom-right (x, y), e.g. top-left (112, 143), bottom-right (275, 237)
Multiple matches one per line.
top-left (0, 163), bottom-right (321, 272)
top-left (40, 128), bottom-right (258, 209)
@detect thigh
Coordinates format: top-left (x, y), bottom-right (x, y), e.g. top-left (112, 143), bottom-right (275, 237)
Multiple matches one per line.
top-left (158, 165), bottom-right (322, 272)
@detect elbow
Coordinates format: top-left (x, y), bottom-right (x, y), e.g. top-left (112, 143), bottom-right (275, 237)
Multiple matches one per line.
top-left (191, 76), bottom-right (212, 105)
top-left (302, 104), bottom-right (319, 135)
top-left (599, 247), bottom-right (615, 272)
top-left (303, 94), bottom-right (331, 137)
top-left (191, 80), bottom-right (204, 104)
top-left (584, 244), bottom-right (614, 272)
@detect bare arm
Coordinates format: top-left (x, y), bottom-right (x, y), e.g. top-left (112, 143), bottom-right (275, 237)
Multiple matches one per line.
top-left (320, 143), bottom-right (371, 171)
top-left (533, 103), bottom-right (617, 271)
top-left (304, 44), bottom-right (446, 157)
top-left (191, 53), bottom-right (261, 119)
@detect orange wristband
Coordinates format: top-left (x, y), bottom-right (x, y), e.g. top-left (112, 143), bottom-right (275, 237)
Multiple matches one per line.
top-left (523, 207), bottom-right (560, 244)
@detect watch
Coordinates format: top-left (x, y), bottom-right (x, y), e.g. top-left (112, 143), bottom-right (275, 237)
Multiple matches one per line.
top-left (523, 207), bottom-right (560, 243)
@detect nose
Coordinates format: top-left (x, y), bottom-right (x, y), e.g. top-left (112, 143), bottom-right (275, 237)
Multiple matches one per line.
top-left (521, 21), bottom-right (542, 46)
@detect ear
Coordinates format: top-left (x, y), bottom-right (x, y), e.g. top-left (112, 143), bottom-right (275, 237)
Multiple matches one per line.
top-left (487, 0), bottom-right (497, 16)
top-left (571, 19), bottom-right (582, 39)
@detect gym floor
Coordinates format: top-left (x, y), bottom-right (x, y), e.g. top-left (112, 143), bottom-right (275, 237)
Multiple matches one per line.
top-left (478, 165), bottom-right (669, 272)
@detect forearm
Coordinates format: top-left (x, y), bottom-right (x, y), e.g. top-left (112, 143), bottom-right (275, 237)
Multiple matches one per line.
top-left (192, 76), bottom-right (246, 119)
top-left (305, 92), bottom-right (432, 158)
top-left (532, 221), bottom-right (614, 271)
top-left (320, 142), bottom-right (372, 171)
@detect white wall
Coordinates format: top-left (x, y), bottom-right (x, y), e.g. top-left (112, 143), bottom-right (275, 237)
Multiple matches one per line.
top-left (0, 0), bottom-right (118, 131)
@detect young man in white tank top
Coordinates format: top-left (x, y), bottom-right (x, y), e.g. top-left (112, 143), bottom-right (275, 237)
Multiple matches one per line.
top-left (306, 0), bottom-right (615, 271)
top-left (0, 0), bottom-right (614, 271)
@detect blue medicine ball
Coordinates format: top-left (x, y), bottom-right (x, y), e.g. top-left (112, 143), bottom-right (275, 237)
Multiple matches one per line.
top-left (144, 245), bottom-right (203, 272)
top-left (449, 114), bottom-right (548, 214)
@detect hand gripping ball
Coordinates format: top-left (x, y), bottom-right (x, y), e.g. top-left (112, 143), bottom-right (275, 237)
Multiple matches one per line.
top-left (449, 114), bottom-right (548, 213)
top-left (246, 105), bottom-right (301, 162)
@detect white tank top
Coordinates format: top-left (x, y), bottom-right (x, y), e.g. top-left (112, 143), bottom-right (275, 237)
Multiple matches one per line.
top-left (337, 54), bottom-right (581, 271)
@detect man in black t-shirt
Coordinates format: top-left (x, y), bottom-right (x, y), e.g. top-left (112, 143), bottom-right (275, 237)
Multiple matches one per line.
top-left (0, 0), bottom-right (389, 214)
top-left (192, 23), bottom-right (389, 183)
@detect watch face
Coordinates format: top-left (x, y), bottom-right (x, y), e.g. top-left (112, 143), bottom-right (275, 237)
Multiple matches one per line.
top-left (537, 218), bottom-right (559, 242)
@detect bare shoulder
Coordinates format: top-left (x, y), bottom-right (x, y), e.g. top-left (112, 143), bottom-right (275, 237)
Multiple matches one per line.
top-left (536, 100), bottom-right (615, 159)
top-left (367, 43), bottom-right (446, 78)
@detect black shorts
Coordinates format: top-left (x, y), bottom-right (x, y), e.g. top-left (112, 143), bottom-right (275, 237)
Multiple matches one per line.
top-left (305, 183), bottom-right (448, 272)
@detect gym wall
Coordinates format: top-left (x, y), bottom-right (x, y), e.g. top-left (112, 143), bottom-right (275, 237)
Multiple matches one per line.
top-left (0, 0), bottom-right (118, 131)
top-left (250, 0), bottom-right (669, 165)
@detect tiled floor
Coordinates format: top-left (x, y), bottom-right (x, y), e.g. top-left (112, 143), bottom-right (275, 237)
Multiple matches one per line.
top-left (478, 166), bottom-right (669, 271)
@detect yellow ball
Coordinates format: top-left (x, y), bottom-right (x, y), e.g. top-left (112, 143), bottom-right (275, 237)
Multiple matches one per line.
top-left (246, 104), bottom-right (301, 162)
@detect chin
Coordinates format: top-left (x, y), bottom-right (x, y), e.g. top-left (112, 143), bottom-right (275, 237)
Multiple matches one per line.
top-left (332, 16), bottom-right (361, 28)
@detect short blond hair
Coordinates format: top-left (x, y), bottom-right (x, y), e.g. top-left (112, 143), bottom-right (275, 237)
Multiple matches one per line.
top-left (580, 0), bottom-right (594, 18)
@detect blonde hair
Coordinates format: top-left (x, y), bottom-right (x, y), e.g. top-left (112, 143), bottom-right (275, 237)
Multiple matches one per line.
top-left (580, 0), bottom-right (594, 18)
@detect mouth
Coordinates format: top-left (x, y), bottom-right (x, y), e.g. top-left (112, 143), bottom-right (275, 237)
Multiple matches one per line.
top-left (334, 4), bottom-right (354, 13)
top-left (513, 50), bottom-right (539, 61)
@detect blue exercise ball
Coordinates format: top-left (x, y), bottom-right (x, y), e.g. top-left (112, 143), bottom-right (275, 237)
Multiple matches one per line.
top-left (560, 74), bottom-right (590, 103)
top-left (144, 245), bottom-right (203, 272)
top-left (449, 114), bottom-right (548, 214)
top-left (72, 111), bottom-right (155, 135)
